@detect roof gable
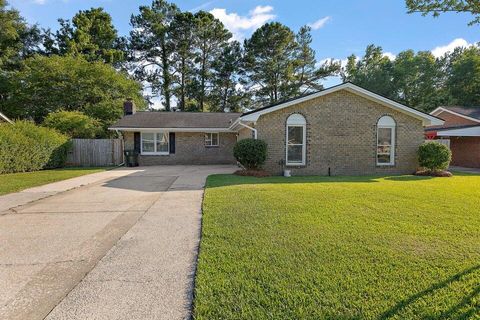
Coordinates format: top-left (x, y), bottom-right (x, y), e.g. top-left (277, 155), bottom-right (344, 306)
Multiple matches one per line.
top-left (431, 107), bottom-right (480, 124)
top-left (240, 83), bottom-right (443, 126)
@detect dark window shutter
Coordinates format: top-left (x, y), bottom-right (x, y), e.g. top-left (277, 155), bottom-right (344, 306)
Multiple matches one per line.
top-left (169, 132), bottom-right (175, 154)
top-left (134, 132), bottom-right (140, 153)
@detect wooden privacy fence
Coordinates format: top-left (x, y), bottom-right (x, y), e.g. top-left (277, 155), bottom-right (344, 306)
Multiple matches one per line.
top-left (67, 139), bottom-right (124, 167)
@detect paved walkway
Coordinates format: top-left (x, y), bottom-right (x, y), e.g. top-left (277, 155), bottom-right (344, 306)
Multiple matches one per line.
top-left (0, 168), bottom-right (141, 214)
top-left (0, 165), bottom-right (237, 320)
top-left (449, 166), bottom-right (480, 174)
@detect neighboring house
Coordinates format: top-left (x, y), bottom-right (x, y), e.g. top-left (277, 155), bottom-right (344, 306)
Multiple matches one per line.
top-left (110, 83), bottom-right (442, 175)
top-left (426, 107), bottom-right (480, 168)
top-left (0, 112), bottom-right (13, 124)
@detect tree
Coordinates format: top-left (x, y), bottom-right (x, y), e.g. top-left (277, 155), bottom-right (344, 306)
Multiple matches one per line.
top-left (292, 26), bottom-right (340, 94)
top-left (0, 0), bottom-right (41, 70)
top-left (447, 46), bottom-right (480, 106)
top-left (2, 55), bottom-right (145, 135)
top-left (46, 8), bottom-right (124, 64)
top-left (209, 41), bottom-right (245, 112)
top-left (392, 50), bottom-right (443, 112)
top-left (406, 0), bottom-right (480, 25)
top-left (43, 110), bottom-right (102, 138)
top-left (129, 0), bottom-right (179, 111)
top-left (243, 22), bottom-right (298, 105)
top-left (193, 11), bottom-right (232, 111)
top-left (169, 11), bottom-right (196, 111)
top-left (342, 45), bottom-right (395, 97)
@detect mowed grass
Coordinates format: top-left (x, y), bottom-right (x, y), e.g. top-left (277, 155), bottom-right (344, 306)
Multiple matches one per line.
top-left (0, 167), bottom-right (111, 195)
top-left (194, 173), bottom-right (480, 319)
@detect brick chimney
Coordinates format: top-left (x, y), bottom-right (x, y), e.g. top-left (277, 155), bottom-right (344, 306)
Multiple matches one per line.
top-left (124, 99), bottom-right (136, 116)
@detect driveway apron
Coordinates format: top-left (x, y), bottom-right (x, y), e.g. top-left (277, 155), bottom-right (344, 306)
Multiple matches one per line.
top-left (0, 165), bottom-right (236, 320)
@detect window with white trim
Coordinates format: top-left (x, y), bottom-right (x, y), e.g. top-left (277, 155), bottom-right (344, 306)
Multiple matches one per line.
top-left (376, 116), bottom-right (395, 165)
top-left (286, 114), bottom-right (306, 165)
top-left (205, 132), bottom-right (219, 147)
top-left (141, 132), bottom-right (169, 155)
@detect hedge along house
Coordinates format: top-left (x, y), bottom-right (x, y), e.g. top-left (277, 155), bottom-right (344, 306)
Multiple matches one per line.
top-left (110, 83), bottom-right (443, 175)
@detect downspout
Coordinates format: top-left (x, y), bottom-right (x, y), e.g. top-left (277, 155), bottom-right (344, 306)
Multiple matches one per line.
top-left (237, 121), bottom-right (257, 139)
top-left (115, 129), bottom-right (125, 167)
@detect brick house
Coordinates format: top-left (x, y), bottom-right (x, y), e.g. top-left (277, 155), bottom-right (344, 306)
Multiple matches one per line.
top-left (426, 107), bottom-right (480, 168)
top-left (110, 83), bottom-right (443, 175)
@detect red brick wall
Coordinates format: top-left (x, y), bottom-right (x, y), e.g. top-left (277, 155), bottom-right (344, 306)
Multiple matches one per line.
top-left (435, 111), bottom-right (478, 127)
top-left (450, 137), bottom-right (480, 168)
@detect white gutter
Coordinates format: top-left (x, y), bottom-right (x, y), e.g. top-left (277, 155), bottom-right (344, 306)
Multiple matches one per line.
top-left (237, 121), bottom-right (257, 139)
top-left (437, 126), bottom-right (480, 137)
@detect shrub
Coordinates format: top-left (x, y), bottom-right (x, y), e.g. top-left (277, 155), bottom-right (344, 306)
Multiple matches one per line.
top-left (0, 121), bottom-right (71, 173)
top-left (43, 110), bottom-right (102, 138)
top-left (418, 141), bottom-right (452, 172)
top-left (233, 138), bottom-right (267, 170)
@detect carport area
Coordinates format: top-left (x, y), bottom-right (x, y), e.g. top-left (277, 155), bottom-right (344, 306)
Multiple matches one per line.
top-left (0, 165), bottom-right (236, 320)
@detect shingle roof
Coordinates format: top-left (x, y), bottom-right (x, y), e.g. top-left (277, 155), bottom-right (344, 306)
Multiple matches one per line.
top-left (442, 106), bottom-right (480, 120)
top-left (110, 111), bottom-right (241, 129)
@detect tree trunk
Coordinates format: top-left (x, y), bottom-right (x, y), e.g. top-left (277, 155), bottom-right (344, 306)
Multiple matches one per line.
top-left (161, 40), bottom-right (171, 111)
top-left (180, 57), bottom-right (186, 111)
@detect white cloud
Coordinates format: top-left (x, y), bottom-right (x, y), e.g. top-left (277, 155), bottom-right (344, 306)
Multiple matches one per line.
top-left (210, 5), bottom-right (276, 41)
top-left (383, 52), bottom-right (396, 60)
top-left (308, 16), bottom-right (330, 30)
top-left (32, 0), bottom-right (46, 4)
top-left (431, 38), bottom-right (473, 57)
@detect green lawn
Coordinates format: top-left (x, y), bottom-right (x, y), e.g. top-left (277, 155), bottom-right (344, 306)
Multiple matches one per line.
top-left (194, 173), bottom-right (480, 319)
top-left (0, 167), bottom-right (111, 195)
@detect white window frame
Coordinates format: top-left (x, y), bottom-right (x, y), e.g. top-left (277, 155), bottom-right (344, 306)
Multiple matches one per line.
top-left (141, 131), bottom-right (169, 155)
top-left (205, 132), bottom-right (219, 147)
top-left (376, 116), bottom-right (396, 166)
top-left (286, 114), bottom-right (306, 166)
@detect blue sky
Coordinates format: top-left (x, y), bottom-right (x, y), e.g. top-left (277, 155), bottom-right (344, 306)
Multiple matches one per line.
top-left (8, 0), bottom-right (479, 87)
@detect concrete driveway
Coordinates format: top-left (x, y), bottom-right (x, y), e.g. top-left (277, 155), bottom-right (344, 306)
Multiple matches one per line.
top-left (0, 165), bottom-right (236, 320)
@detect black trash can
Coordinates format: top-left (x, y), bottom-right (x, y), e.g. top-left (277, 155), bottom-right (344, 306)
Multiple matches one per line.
top-left (124, 150), bottom-right (139, 167)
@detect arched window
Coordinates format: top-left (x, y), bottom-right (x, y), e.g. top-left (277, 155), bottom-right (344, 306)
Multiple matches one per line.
top-left (286, 114), bottom-right (306, 165)
top-left (376, 116), bottom-right (396, 165)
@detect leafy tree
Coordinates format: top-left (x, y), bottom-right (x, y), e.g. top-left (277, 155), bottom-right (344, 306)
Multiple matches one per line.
top-left (209, 41), bottom-right (245, 112)
top-left (392, 50), bottom-right (443, 112)
top-left (293, 26), bottom-right (340, 94)
top-left (169, 11), bottom-right (196, 111)
top-left (129, 0), bottom-right (179, 111)
top-left (342, 45), bottom-right (395, 97)
top-left (193, 11), bottom-right (232, 111)
top-left (43, 110), bottom-right (102, 138)
top-left (447, 46), bottom-right (480, 106)
top-left (45, 8), bottom-right (124, 64)
top-left (0, 0), bottom-right (41, 70)
top-left (406, 0), bottom-right (480, 25)
top-left (2, 55), bottom-right (145, 135)
top-left (243, 22), bottom-right (298, 105)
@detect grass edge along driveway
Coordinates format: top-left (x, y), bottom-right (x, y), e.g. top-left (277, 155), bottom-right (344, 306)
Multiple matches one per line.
top-left (0, 167), bottom-right (111, 196)
top-left (194, 173), bottom-right (480, 319)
